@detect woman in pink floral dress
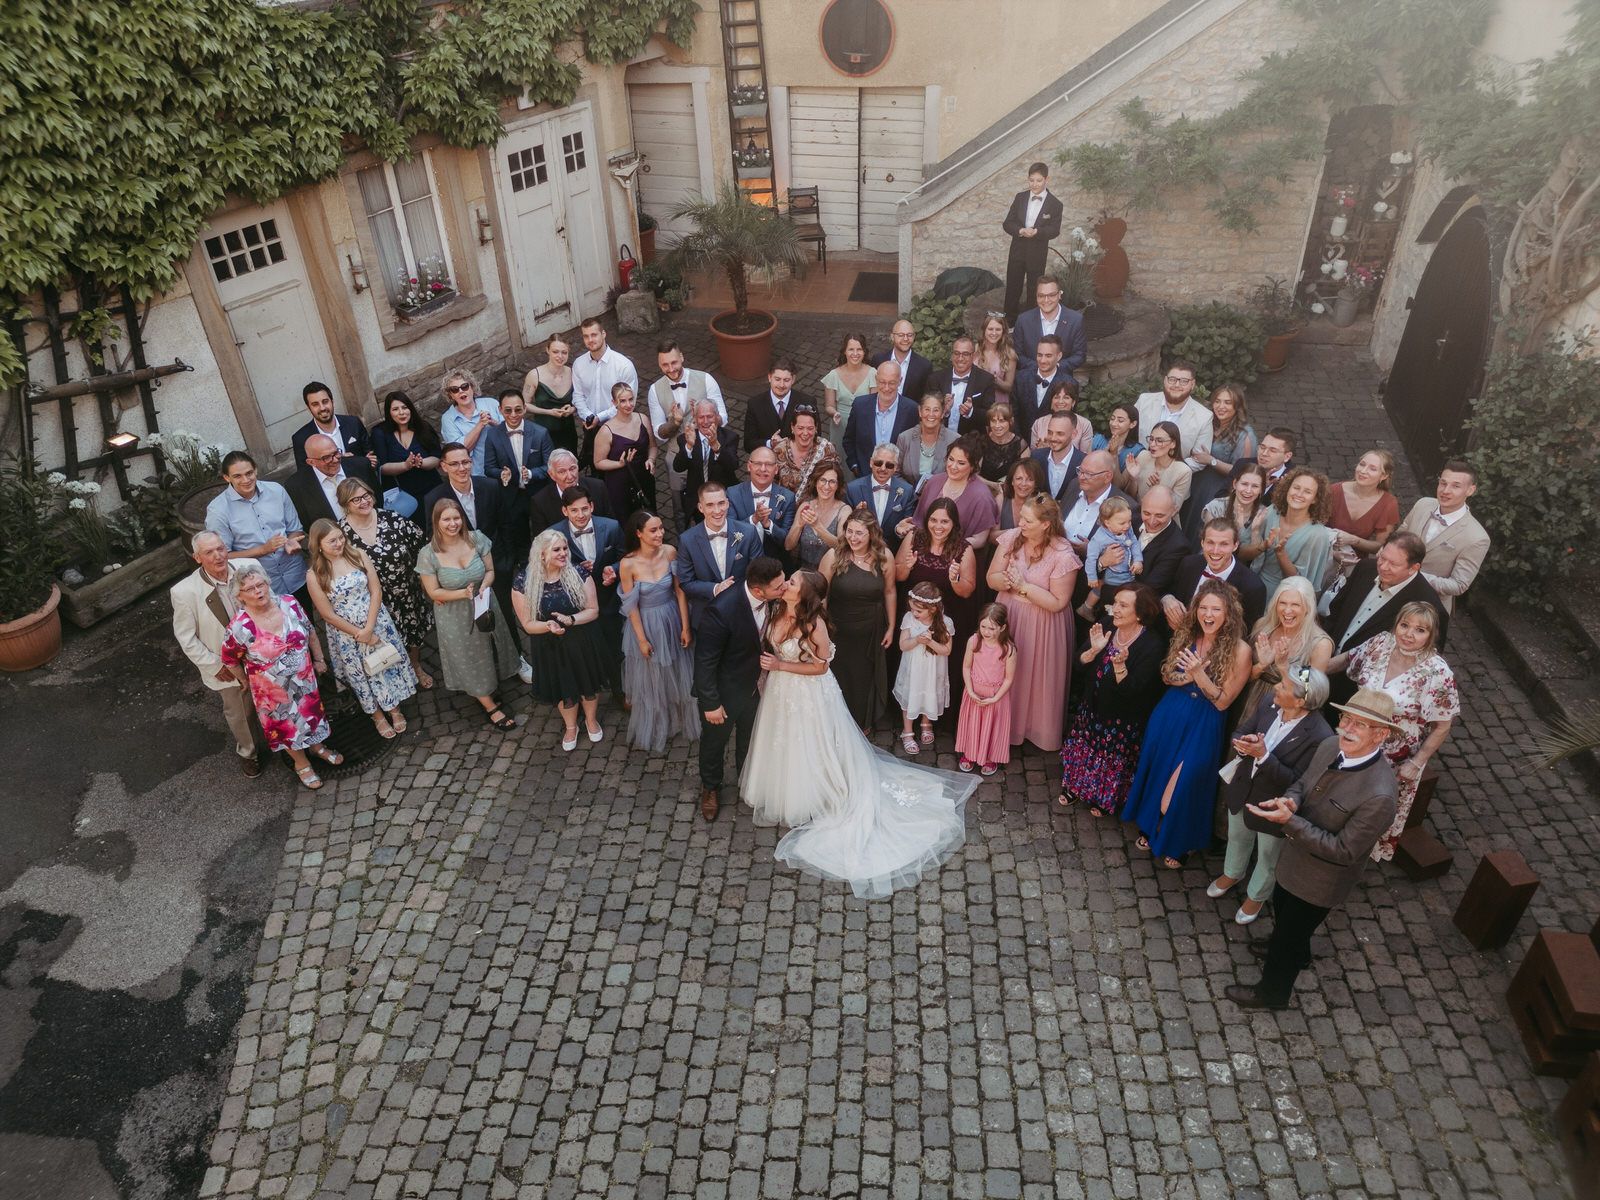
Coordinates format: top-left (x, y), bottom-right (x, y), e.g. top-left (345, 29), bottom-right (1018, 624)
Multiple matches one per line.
top-left (221, 561), bottom-right (342, 789)
top-left (1331, 601), bottom-right (1459, 861)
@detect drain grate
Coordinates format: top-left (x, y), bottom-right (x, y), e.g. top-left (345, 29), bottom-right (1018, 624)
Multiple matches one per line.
top-left (310, 690), bottom-right (401, 779)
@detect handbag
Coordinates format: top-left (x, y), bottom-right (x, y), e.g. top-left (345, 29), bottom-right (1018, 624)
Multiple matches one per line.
top-left (363, 641), bottom-right (403, 675)
top-left (474, 608), bottom-right (496, 633)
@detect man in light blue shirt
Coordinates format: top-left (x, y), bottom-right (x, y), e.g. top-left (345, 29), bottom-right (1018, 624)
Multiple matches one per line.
top-left (205, 450), bottom-right (308, 598)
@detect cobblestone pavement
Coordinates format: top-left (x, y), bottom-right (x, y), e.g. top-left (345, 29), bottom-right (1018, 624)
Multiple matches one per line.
top-left (201, 328), bottom-right (1595, 1200)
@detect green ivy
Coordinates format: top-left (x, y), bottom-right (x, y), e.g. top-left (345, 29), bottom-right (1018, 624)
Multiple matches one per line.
top-left (0, 0), bottom-right (698, 385)
top-left (905, 291), bottom-right (968, 368)
top-left (1057, 0), bottom-right (1494, 233)
top-left (1464, 344), bottom-right (1600, 604)
top-left (1162, 303), bottom-right (1264, 386)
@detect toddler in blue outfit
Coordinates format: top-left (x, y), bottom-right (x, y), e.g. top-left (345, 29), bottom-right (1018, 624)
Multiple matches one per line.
top-left (1079, 495), bottom-right (1143, 620)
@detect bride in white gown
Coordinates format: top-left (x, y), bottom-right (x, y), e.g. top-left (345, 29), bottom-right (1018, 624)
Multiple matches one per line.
top-left (741, 570), bottom-right (976, 898)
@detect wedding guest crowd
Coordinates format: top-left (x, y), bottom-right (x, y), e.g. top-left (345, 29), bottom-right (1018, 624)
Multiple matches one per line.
top-left (178, 284), bottom-right (1490, 1014)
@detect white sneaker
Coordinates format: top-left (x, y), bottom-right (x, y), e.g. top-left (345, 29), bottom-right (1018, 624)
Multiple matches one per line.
top-left (518, 657), bottom-right (533, 684)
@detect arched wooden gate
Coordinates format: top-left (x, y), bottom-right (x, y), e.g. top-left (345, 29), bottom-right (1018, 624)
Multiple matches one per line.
top-left (1383, 204), bottom-right (1493, 480)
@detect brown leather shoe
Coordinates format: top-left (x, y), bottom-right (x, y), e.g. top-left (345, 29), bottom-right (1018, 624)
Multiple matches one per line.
top-left (700, 788), bottom-right (720, 822)
top-left (239, 754), bottom-right (262, 778)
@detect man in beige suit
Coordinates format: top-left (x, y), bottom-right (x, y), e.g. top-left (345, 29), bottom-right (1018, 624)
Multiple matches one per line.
top-left (171, 531), bottom-right (262, 776)
top-left (1399, 459), bottom-right (1490, 613)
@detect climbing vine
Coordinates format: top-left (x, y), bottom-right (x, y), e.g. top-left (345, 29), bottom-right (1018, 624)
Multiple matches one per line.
top-left (1057, 0), bottom-right (1494, 233)
top-left (0, 0), bottom-right (698, 385)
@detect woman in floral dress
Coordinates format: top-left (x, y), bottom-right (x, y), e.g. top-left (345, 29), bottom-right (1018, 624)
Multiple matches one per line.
top-left (338, 478), bottom-right (434, 688)
top-left (221, 562), bottom-right (341, 790)
top-left (305, 518), bottom-right (418, 738)
top-left (771, 407), bottom-right (842, 498)
top-left (1331, 601), bottom-right (1460, 861)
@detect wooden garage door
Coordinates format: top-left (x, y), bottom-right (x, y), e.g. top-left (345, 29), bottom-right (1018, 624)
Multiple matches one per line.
top-left (629, 83), bottom-right (701, 238)
top-left (789, 88), bottom-right (861, 251)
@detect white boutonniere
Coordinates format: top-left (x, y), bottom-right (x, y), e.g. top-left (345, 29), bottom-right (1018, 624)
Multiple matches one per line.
top-left (732, 532), bottom-right (744, 546)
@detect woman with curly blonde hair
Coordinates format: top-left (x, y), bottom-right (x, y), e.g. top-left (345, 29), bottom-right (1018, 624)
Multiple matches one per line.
top-left (1122, 579), bottom-right (1253, 868)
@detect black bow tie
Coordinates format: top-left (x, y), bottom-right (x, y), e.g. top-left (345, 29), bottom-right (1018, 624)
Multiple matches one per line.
top-left (670, 381), bottom-right (687, 390)
top-left (953, 375), bottom-right (969, 385)
top-left (572, 526), bottom-right (592, 537)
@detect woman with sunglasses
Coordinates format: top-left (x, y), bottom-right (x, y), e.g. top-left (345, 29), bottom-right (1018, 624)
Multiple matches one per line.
top-left (438, 367), bottom-right (501, 474)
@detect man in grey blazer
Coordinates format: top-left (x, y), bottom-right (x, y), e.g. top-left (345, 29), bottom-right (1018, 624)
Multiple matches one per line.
top-left (170, 532), bottom-right (263, 775)
top-left (1226, 688), bottom-right (1401, 1011)
top-left (1398, 459), bottom-right (1489, 614)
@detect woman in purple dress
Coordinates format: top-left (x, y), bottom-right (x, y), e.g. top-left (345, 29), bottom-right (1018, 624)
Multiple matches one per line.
top-left (593, 382), bottom-right (656, 518)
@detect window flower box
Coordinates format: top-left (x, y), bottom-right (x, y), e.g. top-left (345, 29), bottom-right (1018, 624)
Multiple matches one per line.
top-left (397, 287), bottom-right (457, 323)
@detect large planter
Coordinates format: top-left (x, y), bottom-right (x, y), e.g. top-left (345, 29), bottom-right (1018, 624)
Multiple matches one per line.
top-left (731, 101), bottom-right (768, 120)
top-left (639, 226), bottom-right (657, 266)
top-left (59, 538), bottom-right (192, 629)
top-left (178, 482), bottom-right (227, 551)
top-left (1092, 217), bottom-right (1130, 301)
top-left (1261, 328), bottom-right (1302, 372)
top-left (709, 308), bottom-right (778, 381)
top-left (0, 583), bottom-right (63, 672)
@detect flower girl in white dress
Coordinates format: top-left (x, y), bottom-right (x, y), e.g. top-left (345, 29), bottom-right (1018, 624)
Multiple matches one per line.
top-left (740, 570), bottom-right (974, 898)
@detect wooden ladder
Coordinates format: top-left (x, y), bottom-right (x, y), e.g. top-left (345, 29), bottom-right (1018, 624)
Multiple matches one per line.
top-left (719, 0), bottom-right (775, 206)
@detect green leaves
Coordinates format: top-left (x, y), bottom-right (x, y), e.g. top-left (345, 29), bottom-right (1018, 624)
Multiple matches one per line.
top-left (1163, 303), bottom-right (1265, 386)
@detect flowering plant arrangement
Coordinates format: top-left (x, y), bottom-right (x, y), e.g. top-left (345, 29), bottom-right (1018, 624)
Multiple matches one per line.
top-left (1328, 184), bottom-right (1359, 210)
top-left (396, 257), bottom-right (452, 311)
top-left (733, 144), bottom-right (772, 170)
top-left (1051, 225), bottom-right (1104, 309)
top-left (1340, 263), bottom-right (1383, 295)
top-left (731, 84), bottom-right (767, 106)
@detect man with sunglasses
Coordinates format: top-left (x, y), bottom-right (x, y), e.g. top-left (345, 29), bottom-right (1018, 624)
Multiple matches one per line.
top-left (844, 444), bottom-right (916, 550)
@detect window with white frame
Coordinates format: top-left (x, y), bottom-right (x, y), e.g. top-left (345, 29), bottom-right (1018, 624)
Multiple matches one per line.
top-left (356, 153), bottom-right (455, 311)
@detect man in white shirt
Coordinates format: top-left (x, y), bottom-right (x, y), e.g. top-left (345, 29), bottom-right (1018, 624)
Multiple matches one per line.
top-left (1135, 360), bottom-right (1212, 474)
top-left (1398, 459), bottom-right (1490, 612)
top-left (844, 444), bottom-right (917, 548)
top-left (570, 317), bottom-right (639, 462)
top-left (170, 532), bottom-right (263, 775)
top-left (728, 446), bottom-right (795, 560)
top-left (867, 320), bottom-right (932, 401)
top-left (1061, 450), bottom-right (1119, 553)
top-left (649, 339), bottom-right (727, 524)
top-left (285, 433), bottom-right (381, 529)
top-left (1032, 413), bottom-right (1084, 504)
top-left (289, 380), bottom-right (375, 468)
top-left (1002, 162), bottom-right (1064, 324)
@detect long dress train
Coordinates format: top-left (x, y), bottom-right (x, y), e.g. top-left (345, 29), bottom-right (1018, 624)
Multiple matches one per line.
top-left (740, 637), bottom-right (975, 899)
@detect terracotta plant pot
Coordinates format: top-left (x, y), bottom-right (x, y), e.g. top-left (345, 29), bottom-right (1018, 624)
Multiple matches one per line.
top-left (1261, 328), bottom-right (1301, 372)
top-left (709, 308), bottom-right (778, 380)
top-left (0, 583), bottom-right (63, 672)
top-left (639, 226), bottom-right (656, 266)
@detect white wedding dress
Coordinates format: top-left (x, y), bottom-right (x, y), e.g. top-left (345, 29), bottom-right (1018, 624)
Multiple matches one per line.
top-left (740, 636), bottom-right (975, 899)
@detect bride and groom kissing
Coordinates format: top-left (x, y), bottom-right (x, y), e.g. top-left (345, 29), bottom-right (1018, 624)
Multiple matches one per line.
top-left (692, 555), bottom-right (975, 900)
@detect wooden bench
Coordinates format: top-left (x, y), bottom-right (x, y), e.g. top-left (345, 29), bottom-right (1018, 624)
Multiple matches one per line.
top-left (1507, 931), bottom-right (1600, 1077)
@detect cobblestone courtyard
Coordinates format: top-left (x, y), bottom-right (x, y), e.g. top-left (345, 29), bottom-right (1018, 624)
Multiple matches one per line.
top-left (200, 329), bottom-right (1596, 1200)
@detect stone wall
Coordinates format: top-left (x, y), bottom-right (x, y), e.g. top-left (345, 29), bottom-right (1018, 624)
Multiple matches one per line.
top-left (378, 327), bottom-right (519, 423)
top-left (909, 0), bottom-right (1321, 308)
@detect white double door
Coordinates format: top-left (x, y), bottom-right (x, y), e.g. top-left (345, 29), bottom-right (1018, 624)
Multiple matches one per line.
top-left (494, 105), bottom-right (612, 345)
top-left (788, 88), bottom-right (924, 252)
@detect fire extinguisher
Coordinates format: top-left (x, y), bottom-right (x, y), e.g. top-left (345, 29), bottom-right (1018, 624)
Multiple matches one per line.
top-left (617, 243), bottom-right (637, 290)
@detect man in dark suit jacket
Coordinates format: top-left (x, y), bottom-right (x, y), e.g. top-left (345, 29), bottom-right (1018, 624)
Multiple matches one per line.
top-left (694, 555), bottom-right (788, 821)
top-left (1164, 518), bottom-right (1268, 632)
top-left (742, 358), bottom-right (809, 451)
top-left (285, 433), bottom-right (382, 529)
top-left (868, 320), bottom-right (932, 401)
top-left (552, 486), bottom-right (625, 697)
top-left (529, 449), bottom-right (612, 536)
top-left (482, 389), bottom-right (555, 567)
top-left (844, 364), bottom-right (919, 477)
top-left (1323, 531), bottom-right (1448, 705)
top-left (1130, 486), bottom-right (1191, 597)
top-left (1228, 692), bottom-right (1399, 1011)
top-left (289, 380), bottom-right (375, 469)
top-left (1031, 414), bottom-right (1086, 504)
top-left (673, 401), bottom-right (741, 516)
top-left (677, 483), bottom-right (761, 631)
top-left (728, 446), bottom-right (796, 562)
top-left (844, 447), bottom-right (917, 550)
top-left (1009, 336), bottom-right (1074, 431)
top-left (1011, 279), bottom-right (1088, 375)
top-left (423, 443), bottom-right (511, 574)
top-left (1002, 162), bottom-right (1065, 322)
top-left (924, 334), bottom-right (997, 436)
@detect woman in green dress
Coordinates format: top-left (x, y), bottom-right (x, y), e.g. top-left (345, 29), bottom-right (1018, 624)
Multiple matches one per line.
top-left (820, 332), bottom-right (875, 453)
top-left (1252, 466), bottom-right (1335, 595)
top-left (521, 332), bottom-right (579, 456)
top-left (415, 498), bottom-right (520, 728)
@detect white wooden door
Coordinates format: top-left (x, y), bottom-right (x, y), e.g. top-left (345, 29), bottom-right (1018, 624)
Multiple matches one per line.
top-left (859, 89), bottom-right (925, 252)
top-left (789, 88), bottom-right (860, 250)
top-left (495, 106), bottom-right (611, 344)
top-left (629, 83), bottom-right (700, 238)
top-left (203, 203), bottom-right (338, 461)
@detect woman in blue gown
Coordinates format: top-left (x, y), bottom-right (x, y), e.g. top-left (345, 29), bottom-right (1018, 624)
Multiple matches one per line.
top-left (1122, 580), bottom-right (1254, 869)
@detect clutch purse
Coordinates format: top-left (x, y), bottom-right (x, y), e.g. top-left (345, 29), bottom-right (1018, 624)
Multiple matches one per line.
top-left (363, 641), bottom-right (403, 675)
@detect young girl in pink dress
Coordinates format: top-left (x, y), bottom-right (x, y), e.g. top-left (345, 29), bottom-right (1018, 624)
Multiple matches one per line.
top-left (956, 603), bottom-right (1017, 776)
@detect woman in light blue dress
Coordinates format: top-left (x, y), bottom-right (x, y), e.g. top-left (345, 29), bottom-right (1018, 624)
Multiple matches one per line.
top-left (305, 520), bottom-right (418, 737)
top-left (618, 511), bottom-right (699, 753)
top-left (820, 332), bottom-right (875, 452)
top-left (1253, 466), bottom-right (1335, 596)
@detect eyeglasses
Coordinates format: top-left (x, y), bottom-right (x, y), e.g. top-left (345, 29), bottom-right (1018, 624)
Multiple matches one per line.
top-left (311, 451), bottom-right (341, 463)
top-left (1037, 291), bottom-right (1060, 301)
top-left (1163, 375), bottom-right (1194, 384)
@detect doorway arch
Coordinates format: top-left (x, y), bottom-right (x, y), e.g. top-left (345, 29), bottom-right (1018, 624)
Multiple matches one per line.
top-left (1382, 202), bottom-right (1493, 480)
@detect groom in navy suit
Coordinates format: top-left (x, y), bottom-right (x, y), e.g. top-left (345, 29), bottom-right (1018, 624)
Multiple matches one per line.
top-left (694, 555), bottom-right (788, 822)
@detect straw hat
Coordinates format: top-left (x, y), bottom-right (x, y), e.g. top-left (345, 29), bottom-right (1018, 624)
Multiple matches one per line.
top-left (1329, 687), bottom-right (1403, 731)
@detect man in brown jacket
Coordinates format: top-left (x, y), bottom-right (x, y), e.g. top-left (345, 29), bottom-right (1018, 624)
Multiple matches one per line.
top-left (1225, 688), bottom-right (1401, 1011)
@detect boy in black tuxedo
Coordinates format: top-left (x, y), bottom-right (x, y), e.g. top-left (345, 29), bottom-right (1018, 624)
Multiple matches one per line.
top-left (1002, 162), bottom-right (1064, 321)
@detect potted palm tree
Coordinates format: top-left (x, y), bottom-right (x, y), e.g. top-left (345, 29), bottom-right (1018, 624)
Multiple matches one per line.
top-left (668, 183), bottom-right (808, 380)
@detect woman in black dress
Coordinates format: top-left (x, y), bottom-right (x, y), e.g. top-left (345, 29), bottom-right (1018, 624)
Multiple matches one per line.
top-left (894, 497), bottom-right (979, 725)
top-left (512, 529), bottom-right (611, 752)
top-left (337, 477), bottom-right (435, 688)
top-left (818, 508), bottom-right (897, 732)
top-left (1057, 583), bottom-right (1166, 817)
top-left (369, 391), bottom-right (442, 525)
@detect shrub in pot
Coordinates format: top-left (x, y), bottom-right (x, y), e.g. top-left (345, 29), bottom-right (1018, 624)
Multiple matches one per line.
top-left (1250, 277), bottom-right (1306, 372)
top-left (1162, 302), bottom-right (1265, 385)
top-left (0, 456), bottom-right (68, 670)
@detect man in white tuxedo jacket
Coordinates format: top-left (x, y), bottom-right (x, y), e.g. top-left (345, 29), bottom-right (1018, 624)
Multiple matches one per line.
top-left (1398, 460), bottom-right (1490, 613)
top-left (170, 531), bottom-right (262, 775)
